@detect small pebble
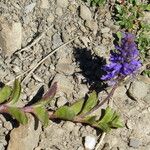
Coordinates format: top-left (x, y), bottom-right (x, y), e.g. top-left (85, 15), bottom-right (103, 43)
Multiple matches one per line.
top-left (56, 7), bottom-right (63, 16)
top-left (24, 3), bottom-right (36, 14)
top-left (80, 5), bottom-right (92, 21)
top-left (84, 136), bottom-right (96, 150)
top-left (129, 138), bottom-right (141, 148)
top-left (101, 27), bottom-right (110, 33)
top-left (56, 96), bottom-right (68, 107)
top-left (57, 0), bottom-right (69, 8)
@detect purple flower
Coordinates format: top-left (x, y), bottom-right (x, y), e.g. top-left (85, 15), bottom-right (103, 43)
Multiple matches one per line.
top-left (101, 32), bottom-right (141, 82)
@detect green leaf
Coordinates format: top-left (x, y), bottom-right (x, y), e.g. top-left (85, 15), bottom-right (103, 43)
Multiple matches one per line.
top-left (116, 31), bottom-right (123, 44)
top-left (33, 82), bottom-right (57, 107)
top-left (97, 122), bottom-right (111, 132)
top-left (84, 115), bottom-right (97, 124)
top-left (70, 99), bottom-right (84, 115)
top-left (9, 79), bottom-right (21, 104)
top-left (55, 106), bottom-right (76, 120)
top-left (33, 106), bottom-right (49, 126)
top-left (95, 107), bottom-right (123, 132)
top-left (0, 85), bottom-right (11, 103)
top-left (8, 107), bottom-right (28, 125)
top-left (111, 115), bottom-right (124, 128)
top-left (115, 4), bottom-right (122, 14)
top-left (142, 4), bottom-right (150, 11)
top-left (99, 107), bottom-right (114, 123)
top-left (81, 91), bottom-right (98, 114)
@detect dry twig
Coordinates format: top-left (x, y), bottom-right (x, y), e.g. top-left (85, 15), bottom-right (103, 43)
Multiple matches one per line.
top-left (15, 25), bottom-right (53, 53)
top-left (95, 132), bottom-right (106, 150)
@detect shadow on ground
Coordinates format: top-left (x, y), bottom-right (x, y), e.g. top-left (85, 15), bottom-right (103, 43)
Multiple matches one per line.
top-left (73, 47), bottom-right (107, 93)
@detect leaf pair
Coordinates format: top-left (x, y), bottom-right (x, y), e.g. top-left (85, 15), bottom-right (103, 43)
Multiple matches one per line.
top-left (0, 79), bottom-right (21, 104)
top-left (0, 80), bottom-right (57, 127)
top-left (31, 82), bottom-right (57, 126)
top-left (95, 107), bottom-right (123, 132)
top-left (90, 0), bottom-right (106, 6)
top-left (55, 91), bottom-right (98, 120)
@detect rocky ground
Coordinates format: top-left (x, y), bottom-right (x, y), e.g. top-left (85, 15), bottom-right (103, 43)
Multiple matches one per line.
top-left (0, 0), bottom-right (150, 150)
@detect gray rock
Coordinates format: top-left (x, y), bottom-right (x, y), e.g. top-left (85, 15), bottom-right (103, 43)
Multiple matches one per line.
top-left (63, 122), bottom-right (75, 132)
top-left (3, 122), bottom-right (12, 130)
top-left (61, 31), bottom-right (70, 42)
top-left (0, 19), bottom-right (22, 56)
top-left (47, 14), bottom-right (55, 24)
top-left (40, 0), bottom-right (50, 9)
top-left (57, 0), bottom-right (69, 8)
top-left (56, 7), bottom-right (63, 16)
top-left (11, 65), bottom-right (21, 73)
top-left (144, 93), bottom-right (150, 104)
top-left (56, 96), bottom-right (68, 107)
top-left (126, 120), bottom-right (135, 130)
top-left (129, 138), bottom-right (141, 148)
top-left (93, 45), bottom-right (107, 58)
top-left (0, 144), bottom-right (5, 150)
top-left (84, 135), bottom-right (96, 150)
top-left (80, 36), bottom-right (90, 47)
top-left (128, 81), bottom-right (150, 100)
top-left (52, 33), bottom-right (63, 49)
top-left (0, 135), bottom-right (7, 146)
top-left (85, 20), bottom-right (98, 35)
top-left (7, 114), bottom-right (42, 150)
top-left (52, 74), bottom-right (74, 97)
top-left (24, 3), bottom-right (36, 14)
top-left (101, 27), bottom-right (110, 33)
top-left (113, 86), bottom-right (127, 98)
top-left (80, 5), bottom-right (92, 21)
top-left (104, 20), bottom-right (114, 27)
top-left (78, 84), bottom-right (89, 98)
top-left (56, 63), bottom-right (75, 75)
top-left (77, 146), bottom-right (84, 150)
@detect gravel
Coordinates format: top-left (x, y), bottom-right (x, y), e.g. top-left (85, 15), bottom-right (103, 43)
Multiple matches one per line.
top-left (0, 0), bottom-right (149, 149)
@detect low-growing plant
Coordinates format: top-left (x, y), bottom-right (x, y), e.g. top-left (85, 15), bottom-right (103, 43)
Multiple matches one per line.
top-left (136, 23), bottom-right (150, 60)
top-left (0, 31), bottom-right (143, 145)
top-left (114, 0), bottom-right (150, 30)
top-left (0, 79), bottom-right (123, 133)
top-left (83, 0), bottom-right (106, 6)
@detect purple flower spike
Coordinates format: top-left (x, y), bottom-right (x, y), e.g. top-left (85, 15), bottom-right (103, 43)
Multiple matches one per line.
top-left (101, 32), bottom-right (141, 83)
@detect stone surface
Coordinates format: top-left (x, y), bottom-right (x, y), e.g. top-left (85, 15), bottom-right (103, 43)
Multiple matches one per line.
top-left (101, 27), bottom-right (110, 33)
top-left (85, 20), bottom-right (98, 35)
top-left (80, 5), bottom-right (92, 21)
top-left (0, 19), bottom-right (22, 56)
top-left (56, 63), bottom-right (75, 75)
top-left (78, 84), bottom-right (89, 98)
top-left (57, 0), bottom-right (69, 8)
top-left (113, 86), bottom-right (127, 98)
top-left (52, 33), bottom-right (63, 49)
top-left (56, 96), bottom-right (68, 107)
top-left (129, 138), bottom-right (141, 148)
top-left (56, 7), bottom-right (63, 16)
top-left (52, 74), bottom-right (74, 97)
top-left (0, 0), bottom-right (149, 150)
top-left (47, 14), bottom-right (55, 23)
top-left (24, 3), bottom-right (36, 14)
top-left (40, 0), bottom-right (50, 9)
top-left (7, 114), bottom-right (42, 150)
top-left (128, 81), bottom-right (150, 100)
top-left (84, 135), bottom-right (96, 150)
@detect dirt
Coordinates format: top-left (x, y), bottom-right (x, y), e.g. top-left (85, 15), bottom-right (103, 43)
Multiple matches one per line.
top-left (0, 0), bottom-right (150, 150)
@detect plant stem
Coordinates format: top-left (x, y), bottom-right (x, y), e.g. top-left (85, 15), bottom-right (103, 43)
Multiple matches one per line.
top-left (79, 83), bottom-right (118, 118)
